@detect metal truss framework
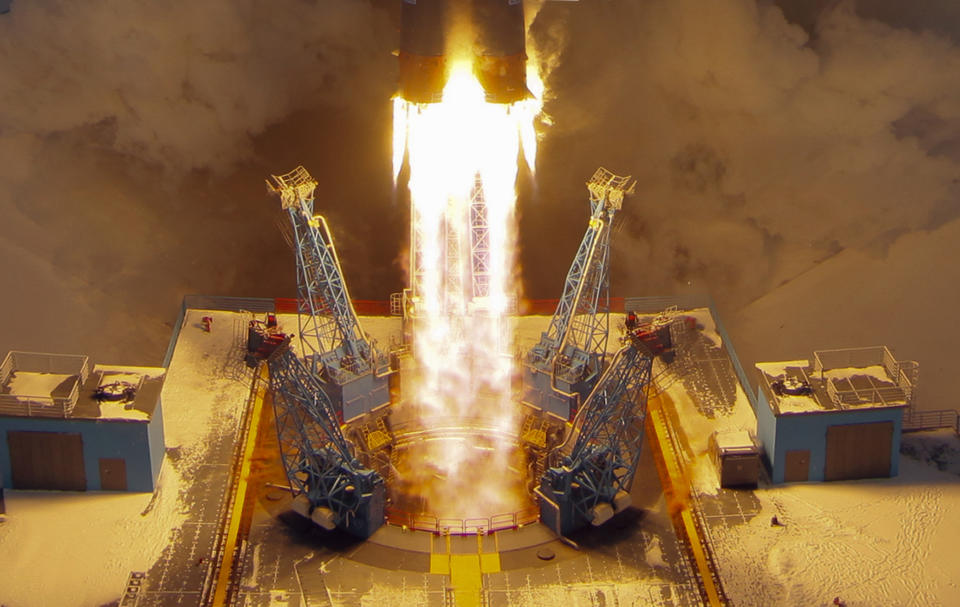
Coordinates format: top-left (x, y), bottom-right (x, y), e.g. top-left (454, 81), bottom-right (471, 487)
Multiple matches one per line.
top-left (406, 172), bottom-right (495, 316)
top-left (469, 175), bottom-right (490, 300)
top-left (266, 343), bottom-right (384, 538)
top-left (538, 337), bottom-right (653, 536)
top-left (267, 166), bottom-right (382, 383)
top-left (524, 168), bottom-right (636, 418)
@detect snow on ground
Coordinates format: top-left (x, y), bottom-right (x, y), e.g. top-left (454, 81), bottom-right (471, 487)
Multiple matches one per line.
top-left (713, 451), bottom-right (960, 606)
top-left (0, 308), bottom-right (253, 607)
top-left (0, 469), bottom-right (184, 607)
top-left (684, 308), bottom-right (722, 349)
top-left (664, 377), bottom-right (758, 498)
top-left (161, 309), bottom-right (252, 456)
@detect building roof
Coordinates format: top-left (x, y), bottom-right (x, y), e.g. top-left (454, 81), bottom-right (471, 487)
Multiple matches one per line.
top-left (713, 429), bottom-right (758, 455)
top-left (0, 351), bottom-right (163, 422)
top-left (756, 347), bottom-right (915, 416)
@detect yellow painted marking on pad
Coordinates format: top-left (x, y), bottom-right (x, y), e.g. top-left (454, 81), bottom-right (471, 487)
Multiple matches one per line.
top-left (450, 554), bottom-right (482, 607)
top-left (647, 397), bottom-right (724, 606)
top-left (212, 364), bottom-right (269, 606)
top-left (430, 553), bottom-right (451, 575)
top-left (479, 552), bottom-right (500, 573)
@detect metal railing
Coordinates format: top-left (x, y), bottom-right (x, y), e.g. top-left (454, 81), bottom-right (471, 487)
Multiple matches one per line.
top-left (0, 351), bottom-right (90, 418)
top-left (384, 505), bottom-right (540, 535)
top-left (813, 346), bottom-right (892, 375)
top-left (903, 409), bottom-right (959, 433)
top-left (813, 346), bottom-right (917, 410)
top-left (825, 380), bottom-right (909, 409)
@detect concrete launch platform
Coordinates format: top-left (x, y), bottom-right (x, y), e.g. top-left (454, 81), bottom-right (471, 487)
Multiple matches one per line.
top-left (130, 300), bottom-right (767, 605)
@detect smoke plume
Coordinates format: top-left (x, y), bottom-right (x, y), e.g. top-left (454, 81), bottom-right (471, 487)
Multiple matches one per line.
top-left (0, 0), bottom-right (399, 363)
top-left (1, 0), bottom-right (958, 408)
top-left (524, 0), bottom-right (960, 312)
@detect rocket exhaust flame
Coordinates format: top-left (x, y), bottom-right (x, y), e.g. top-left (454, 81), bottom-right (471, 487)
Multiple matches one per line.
top-left (392, 59), bottom-right (542, 522)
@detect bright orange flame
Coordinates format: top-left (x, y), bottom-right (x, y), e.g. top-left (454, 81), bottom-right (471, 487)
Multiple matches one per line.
top-left (392, 60), bottom-right (542, 520)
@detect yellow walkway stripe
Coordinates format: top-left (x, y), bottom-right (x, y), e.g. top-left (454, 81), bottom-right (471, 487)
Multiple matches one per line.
top-left (449, 554), bottom-right (482, 607)
top-left (647, 396), bottom-right (725, 606)
top-left (428, 531), bottom-right (500, 606)
top-left (479, 552), bottom-right (500, 574)
top-left (212, 364), bottom-right (269, 606)
top-left (429, 553), bottom-right (451, 575)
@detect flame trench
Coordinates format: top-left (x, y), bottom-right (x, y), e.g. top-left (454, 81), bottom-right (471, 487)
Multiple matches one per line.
top-left (392, 61), bottom-right (542, 521)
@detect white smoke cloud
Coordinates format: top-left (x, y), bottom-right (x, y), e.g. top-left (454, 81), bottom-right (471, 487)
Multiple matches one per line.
top-left (0, 0), bottom-right (397, 363)
top-left (2, 0), bottom-right (959, 375)
top-left (526, 0), bottom-right (960, 309)
top-left (0, 0), bottom-right (395, 173)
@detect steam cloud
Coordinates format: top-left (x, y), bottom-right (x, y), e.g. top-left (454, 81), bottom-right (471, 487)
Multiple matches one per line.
top-left (1, 0), bottom-right (958, 411)
top-left (0, 0), bottom-right (398, 363)
top-left (525, 0), bottom-right (960, 310)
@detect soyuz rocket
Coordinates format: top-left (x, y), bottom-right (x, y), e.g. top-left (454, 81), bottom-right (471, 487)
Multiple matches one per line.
top-left (398, 0), bottom-right (528, 104)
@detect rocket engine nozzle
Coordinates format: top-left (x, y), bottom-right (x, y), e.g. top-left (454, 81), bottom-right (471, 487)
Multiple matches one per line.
top-left (398, 0), bottom-right (529, 105)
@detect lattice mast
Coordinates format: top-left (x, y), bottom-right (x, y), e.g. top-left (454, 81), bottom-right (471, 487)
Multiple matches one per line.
top-left (267, 166), bottom-right (390, 420)
top-left (536, 334), bottom-right (654, 536)
top-left (469, 174), bottom-right (491, 300)
top-left (266, 341), bottom-right (384, 538)
top-left (523, 168), bottom-right (636, 420)
top-left (405, 173), bottom-right (492, 318)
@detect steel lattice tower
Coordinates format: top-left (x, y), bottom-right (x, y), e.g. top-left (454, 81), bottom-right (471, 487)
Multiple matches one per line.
top-left (268, 166), bottom-right (391, 421)
top-left (536, 334), bottom-right (654, 536)
top-left (266, 341), bottom-right (384, 538)
top-left (523, 168), bottom-right (636, 420)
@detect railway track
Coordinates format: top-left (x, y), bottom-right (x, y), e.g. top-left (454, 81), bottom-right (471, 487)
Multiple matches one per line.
top-left (201, 363), bottom-right (270, 606)
top-left (646, 391), bottom-right (728, 606)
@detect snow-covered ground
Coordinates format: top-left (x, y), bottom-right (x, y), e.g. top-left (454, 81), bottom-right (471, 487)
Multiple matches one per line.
top-left (714, 441), bottom-right (960, 606)
top-left (660, 307), bottom-right (960, 606)
top-left (0, 309), bottom-right (251, 606)
top-left (1, 310), bottom-right (957, 606)
top-left (0, 476), bottom-right (184, 606)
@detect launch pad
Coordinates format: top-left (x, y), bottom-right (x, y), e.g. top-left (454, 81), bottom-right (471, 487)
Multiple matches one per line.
top-left (386, 425), bottom-right (537, 533)
top-left (132, 303), bottom-right (752, 606)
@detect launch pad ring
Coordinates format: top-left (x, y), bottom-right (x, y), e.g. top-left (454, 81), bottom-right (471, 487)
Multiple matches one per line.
top-left (382, 418), bottom-right (538, 534)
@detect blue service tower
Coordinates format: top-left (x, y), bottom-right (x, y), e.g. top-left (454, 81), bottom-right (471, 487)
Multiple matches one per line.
top-left (536, 330), bottom-right (658, 536)
top-left (267, 166), bottom-right (393, 422)
top-left (522, 168), bottom-right (635, 420)
top-left (266, 339), bottom-right (384, 538)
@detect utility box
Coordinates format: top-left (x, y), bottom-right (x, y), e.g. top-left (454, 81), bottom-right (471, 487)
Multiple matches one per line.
top-left (710, 430), bottom-right (760, 488)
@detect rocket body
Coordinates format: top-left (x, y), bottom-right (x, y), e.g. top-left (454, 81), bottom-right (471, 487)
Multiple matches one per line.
top-left (399, 0), bottom-right (528, 104)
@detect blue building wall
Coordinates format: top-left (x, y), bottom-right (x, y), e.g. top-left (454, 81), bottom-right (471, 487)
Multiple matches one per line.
top-left (147, 398), bottom-right (166, 483)
top-left (759, 399), bottom-right (904, 484)
top-left (1, 413), bottom-right (163, 492)
top-left (755, 387), bottom-right (778, 474)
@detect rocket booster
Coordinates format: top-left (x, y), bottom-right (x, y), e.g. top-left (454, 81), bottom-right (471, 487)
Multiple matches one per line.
top-left (399, 0), bottom-right (528, 104)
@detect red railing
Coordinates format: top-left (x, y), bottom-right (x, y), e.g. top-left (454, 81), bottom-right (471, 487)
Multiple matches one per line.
top-left (274, 298), bottom-right (399, 316)
top-left (495, 297), bottom-right (626, 315)
top-left (273, 297), bottom-right (626, 316)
